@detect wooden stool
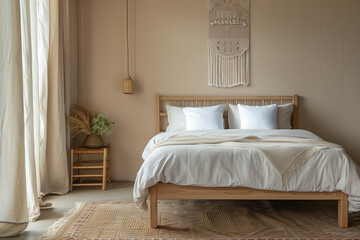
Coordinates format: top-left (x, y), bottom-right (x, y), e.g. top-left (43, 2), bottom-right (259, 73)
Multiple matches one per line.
top-left (70, 144), bottom-right (111, 190)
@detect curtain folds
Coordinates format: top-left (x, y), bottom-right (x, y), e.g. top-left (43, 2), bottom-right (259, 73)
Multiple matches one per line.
top-left (0, 0), bottom-right (77, 228)
top-left (0, 0), bottom-right (28, 223)
top-left (20, 0), bottom-right (50, 222)
top-left (44, 0), bottom-right (69, 196)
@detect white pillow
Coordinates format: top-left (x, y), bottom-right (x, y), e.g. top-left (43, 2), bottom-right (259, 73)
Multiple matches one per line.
top-left (237, 104), bottom-right (278, 129)
top-left (166, 105), bottom-right (186, 132)
top-left (183, 105), bottom-right (224, 131)
top-left (228, 103), bottom-right (293, 129)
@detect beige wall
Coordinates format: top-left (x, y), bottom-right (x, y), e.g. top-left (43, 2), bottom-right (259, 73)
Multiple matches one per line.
top-left (78, 0), bottom-right (360, 181)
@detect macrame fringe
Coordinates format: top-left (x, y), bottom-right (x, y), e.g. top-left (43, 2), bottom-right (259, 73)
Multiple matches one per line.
top-left (38, 202), bottom-right (85, 240)
top-left (208, 48), bottom-right (249, 87)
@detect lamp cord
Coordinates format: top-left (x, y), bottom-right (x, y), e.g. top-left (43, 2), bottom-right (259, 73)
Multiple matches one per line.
top-left (126, 0), bottom-right (130, 78)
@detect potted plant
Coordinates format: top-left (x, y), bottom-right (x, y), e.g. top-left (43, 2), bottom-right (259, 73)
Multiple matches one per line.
top-left (67, 106), bottom-right (115, 148)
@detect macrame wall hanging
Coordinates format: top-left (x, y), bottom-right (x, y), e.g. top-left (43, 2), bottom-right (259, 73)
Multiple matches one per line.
top-left (208, 0), bottom-right (249, 87)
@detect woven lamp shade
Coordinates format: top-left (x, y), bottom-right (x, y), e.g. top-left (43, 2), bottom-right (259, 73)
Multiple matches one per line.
top-left (123, 76), bottom-right (135, 94)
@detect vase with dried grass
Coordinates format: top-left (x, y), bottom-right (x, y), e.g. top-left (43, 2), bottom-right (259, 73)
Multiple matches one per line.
top-left (67, 106), bottom-right (115, 149)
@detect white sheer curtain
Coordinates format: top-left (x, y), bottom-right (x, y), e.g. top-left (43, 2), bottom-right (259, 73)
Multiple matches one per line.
top-left (0, 0), bottom-right (77, 236)
top-left (0, 0), bottom-right (29, 225)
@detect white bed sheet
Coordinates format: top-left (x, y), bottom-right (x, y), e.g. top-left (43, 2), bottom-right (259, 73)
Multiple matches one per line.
top-left (134, 129), bottom-right (360, 212)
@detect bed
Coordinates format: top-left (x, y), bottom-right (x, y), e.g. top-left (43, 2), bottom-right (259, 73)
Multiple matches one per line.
top-left (134, 95), bottom-right (360, 229)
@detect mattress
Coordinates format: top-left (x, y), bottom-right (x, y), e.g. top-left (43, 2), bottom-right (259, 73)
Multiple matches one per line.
top-left (134, 129), bottom-right (360, 212)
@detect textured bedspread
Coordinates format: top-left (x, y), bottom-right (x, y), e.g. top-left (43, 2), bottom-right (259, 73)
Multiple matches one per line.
top-left (134, 129), bottom-right (360, 212)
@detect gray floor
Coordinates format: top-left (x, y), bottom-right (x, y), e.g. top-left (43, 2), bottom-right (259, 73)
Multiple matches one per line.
top-left (5, 182), bottom-right (134, 240)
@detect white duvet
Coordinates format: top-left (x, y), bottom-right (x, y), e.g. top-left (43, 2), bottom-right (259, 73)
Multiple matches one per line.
top-left (134, 129), bottom-right (360, 212)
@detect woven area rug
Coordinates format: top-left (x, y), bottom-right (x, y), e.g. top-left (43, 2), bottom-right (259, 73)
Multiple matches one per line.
top-left (40, 200), bottom-right (360, 240)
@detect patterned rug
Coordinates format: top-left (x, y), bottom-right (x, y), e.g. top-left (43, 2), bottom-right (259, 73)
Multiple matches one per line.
top-left (40, 200), bottom-right (360, 239)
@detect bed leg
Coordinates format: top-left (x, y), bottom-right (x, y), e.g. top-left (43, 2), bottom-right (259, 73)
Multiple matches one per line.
top-left (150, 184), bottom-right (158, 228)
top-left (338, 191), bottom-right (348, 228)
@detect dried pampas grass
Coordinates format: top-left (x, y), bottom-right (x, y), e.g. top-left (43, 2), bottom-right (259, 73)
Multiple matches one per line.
top-left (66, 106), bottom-right (94, 137)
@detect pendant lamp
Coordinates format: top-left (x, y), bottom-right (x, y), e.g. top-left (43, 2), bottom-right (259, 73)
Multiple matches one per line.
top-left (123, 0), bottom-right (135, 94)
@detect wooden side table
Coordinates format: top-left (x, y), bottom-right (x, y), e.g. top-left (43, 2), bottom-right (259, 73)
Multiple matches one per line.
top-left (70, 144), bottom-right (111, 191)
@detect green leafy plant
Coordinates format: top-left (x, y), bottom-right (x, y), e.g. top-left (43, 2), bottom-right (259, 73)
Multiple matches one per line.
top-left (91, 113), bottom-right (115, 136)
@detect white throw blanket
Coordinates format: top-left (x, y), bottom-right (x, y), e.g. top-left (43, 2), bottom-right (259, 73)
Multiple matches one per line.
top-left (144, 135), bottom-right (342, 182)
top-left (135, 129), bottom-right (360, 212)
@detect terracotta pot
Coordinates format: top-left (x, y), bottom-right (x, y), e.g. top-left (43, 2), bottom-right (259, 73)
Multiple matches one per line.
top-left (83, 134), bottom-right (104, 149)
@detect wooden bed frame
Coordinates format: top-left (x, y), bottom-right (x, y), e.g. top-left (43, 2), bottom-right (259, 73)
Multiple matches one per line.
top-left (149, 95), bottom-right (348, 228)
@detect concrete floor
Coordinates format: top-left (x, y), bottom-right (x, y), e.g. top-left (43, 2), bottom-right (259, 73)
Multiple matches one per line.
top-left (6, 182), bottom-right (134, 240)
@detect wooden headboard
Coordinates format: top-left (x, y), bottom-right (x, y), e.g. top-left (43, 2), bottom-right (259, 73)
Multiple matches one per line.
top-left (156, 95), bottom-right (298, 133)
